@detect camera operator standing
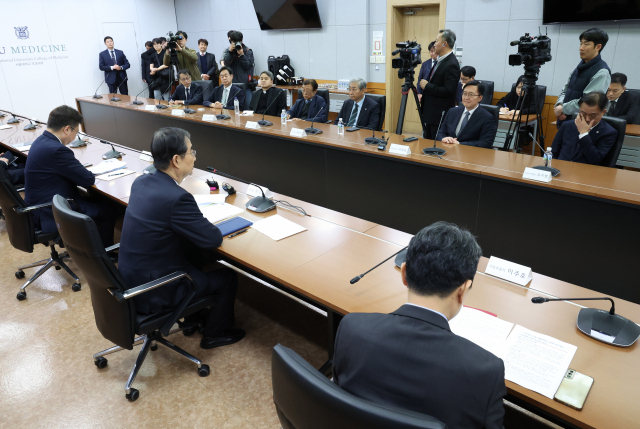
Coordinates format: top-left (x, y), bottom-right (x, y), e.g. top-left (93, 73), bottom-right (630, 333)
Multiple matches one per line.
top-left (222, 30), bottom-right (255, 84)
top-left (419, 29), bottom-right (460, 139)
top-left (163, 31), bottom-right (201, 82)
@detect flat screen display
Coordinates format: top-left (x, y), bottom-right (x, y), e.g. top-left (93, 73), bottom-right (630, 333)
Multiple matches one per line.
top-left (543, 0), bottom-right (640, 24)
top-left (252, 0), bottom-right (322, 30)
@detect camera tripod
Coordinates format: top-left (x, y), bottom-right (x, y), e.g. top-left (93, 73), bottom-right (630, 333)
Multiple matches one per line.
top-left (395, 72), bottom-right (427, 137)
top-left (502, 66), bottom-right (545, 153)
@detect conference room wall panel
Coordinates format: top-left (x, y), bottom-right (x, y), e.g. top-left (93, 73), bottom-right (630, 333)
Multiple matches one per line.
top-left (284, 31), bottom-right (312, 79)
top-left (336, 25), bottom-right (369, 81)
top-left (309, 27), bottom-right (339, 80)
top-left (458, 20), bottom-right (511, 91)
top-left (335, 0), bottom-right (369, 26)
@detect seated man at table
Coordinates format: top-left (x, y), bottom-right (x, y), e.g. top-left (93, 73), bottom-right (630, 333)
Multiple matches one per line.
top-left (436, 81), bottom-right (497, 148)
top-left (606, 73), bottom-right (640, 125)
top-left (169, 69), bottom-right (204, 106)
top-left (118, 127), bottom-right (245, 349)
top-left (552, 91), bottom-right (617, 166)
top-left (203, 66), bottom-right (245, 110)
top-left (333, 221), bottom-right (506, 429)
top-left (286, 78), bottom-right (328, 123)
top-left (333, 78), bottom-right (380, 130)
top-left (249, 71), bottom-right (287, 116)
top-left (24, 105), bottom-right (118, 247)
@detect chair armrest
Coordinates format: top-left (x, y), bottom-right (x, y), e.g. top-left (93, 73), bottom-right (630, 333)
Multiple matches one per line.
top-left (14, 198), bottom-right (74, 214)
top-left (105, 243), bottom-right (120, 253)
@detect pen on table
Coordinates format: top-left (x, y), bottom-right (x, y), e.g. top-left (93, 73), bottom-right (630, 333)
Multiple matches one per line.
top-left (107, 172), bottom-right (125, 177)
top-left (228, 229), bottom-right (248, 238)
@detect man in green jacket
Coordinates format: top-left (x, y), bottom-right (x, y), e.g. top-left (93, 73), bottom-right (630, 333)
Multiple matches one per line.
top-left (163, 31), bottom-right (200, 80)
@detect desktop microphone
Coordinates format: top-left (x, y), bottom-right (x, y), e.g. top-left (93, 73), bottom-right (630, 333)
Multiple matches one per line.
top-left (422, 110), bottom-right (446, 157)
top-left (7, 112), bottom-right (20, 124)
top-left (70, 134), bottom-right (87, 148)
top-left (100, 139), bottom-right (123, 160)
top-left (350, 247), bottom-right (408, 284)
top-left (531, 296), bottom-right (640, 347)
top-left (110, 76), bottom-right (128, 102)
top-left (206, 167), bottom-right (276, 213)
top-left (0, 111), bottom-right (5, 118)
top-left (24, 119), bottom-right (38, 130)
top-left (93, 74), bottom-right (109, 99)
top-left (257, 89), bottom-right (283, 126)
top-left (131, 82), bottom-right (152, 105)
top-left (529, 132), bottom-right (560, 177)
top-left (358, 126), bottom-right (386, 145)
top-left (304, 106), bottom-right (326, 135)
top-left (183, 100), bottom-right (196, 114)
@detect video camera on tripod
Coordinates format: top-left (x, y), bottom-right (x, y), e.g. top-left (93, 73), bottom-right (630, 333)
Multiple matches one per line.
top-left (166, 31), bottom-right (183, 51)
top-left (508, 33), bottom-right (552, 67)
top-left (391, 41), bottom-right (422, 79)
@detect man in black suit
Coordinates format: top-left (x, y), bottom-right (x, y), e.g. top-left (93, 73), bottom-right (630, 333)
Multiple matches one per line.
top-left (419, 29), bottom-right (460, 139)
top-left (333, 78), bottom-right (381, 130)
top-left (203, 66), bottom-right (245, 110)
top-left (141, 41), bottom-right (155, 99)
top-left (118, 127), bottom-right (245, 349)
top-left (436, 81), bottom-right (497, 148)
top-left (98, 36), bottom-right (130, 95)
top-left (333, 221), bottom-right (507, 429)
top-left (169, 69), bottom-right (204, 106)
top-left (416, 41), bottom-right (436, 103)
top-left (552, 91), bottom-right (618, 165)
top-left (249, 71), bottom-right (286, 116)
top-left (197, 38), bottom-right (219, 86)
top-left (606, 73), bottom-right (640, 125)
top-left (286, 79), bottom-right (328, 123)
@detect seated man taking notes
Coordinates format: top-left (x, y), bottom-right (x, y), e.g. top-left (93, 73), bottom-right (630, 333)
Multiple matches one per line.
top-left (203, 66), bottom-right (245, 110)
top-left (169, 69), bottom-right (204, 106)
top-left (436, 81), bottom-right (497, 148)
top-left (333, 222), bottom-right (507, 429)
top-left (118, 128), bottom-right (245, 349)
top-left (333, 78), bottom-right (380, 130)
top-left (286, 78), bottom-right (328, 123)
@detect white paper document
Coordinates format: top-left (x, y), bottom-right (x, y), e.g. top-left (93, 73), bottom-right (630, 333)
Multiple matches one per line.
top-left (200, 203), bottom-right (244, 224)
top-left (502, 325), bottom-right (577, 399)
top-left (193, 194), bottom-right (228, 207)
top-left (87, 159), bottom-right (127, 175)
top-left (0, 124), bottom-right (12, 130)
top-left (251, 215), bottom-right (306, 241)
top-left (449, 307), bottom-right (514, 357)
top-left (95, 169), bottom-right (136, 181)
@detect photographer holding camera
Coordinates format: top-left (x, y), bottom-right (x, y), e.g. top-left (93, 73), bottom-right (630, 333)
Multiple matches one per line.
top-left (222, 30), bottom-right (255, 84)
top-left (163, 31), bottom-right (201, 82)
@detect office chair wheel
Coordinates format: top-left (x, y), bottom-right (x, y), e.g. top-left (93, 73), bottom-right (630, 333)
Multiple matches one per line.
top-left (126, 388), bottom-right (139, 402)
top-left (94, 357), bottom-right (108, 369)
top-left (150, 345), bottom-right (158, 351)
top-left (198, 364), bottom-right (210, 377)
top-left (71, 283), bottom-right (81, 292)
top-left (16, 291), bottom-right (27, 301)
top-left (15, 271), bottom-right (25, 279)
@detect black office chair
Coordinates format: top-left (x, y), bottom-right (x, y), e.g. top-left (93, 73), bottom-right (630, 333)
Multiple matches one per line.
top-left (601, 116), bottom-right (627, 168)
top-left (366, 94), bottom-right (386, 131)
top-left (192, 80), bottom-right (215, 104)
top-left (477, 80), bottom-right (494, 105)
top-left (297, 88), bottom-right (330, 109)
top-left (480, 104), bottom-right (500, 126)
top-left (51, 194), bottom-right (214, 402)
top-left (0, 168), bottom-right (80, 300)
top-left (271, 344), bottom-right (447, 429)
top-left (232, 82), bottom-right (253, 107)
top-left (509, 83), bottom-right (547, 114)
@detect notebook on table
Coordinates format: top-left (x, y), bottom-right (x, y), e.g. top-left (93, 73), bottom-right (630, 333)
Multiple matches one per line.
top-left (215, 216), bottom-right (253, 236)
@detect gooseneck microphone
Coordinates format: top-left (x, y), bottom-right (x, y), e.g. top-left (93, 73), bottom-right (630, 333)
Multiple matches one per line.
top-left (24, 119), bottom-right (38, 131)
top-left (131, 82), bottom-right (152, 105)
top-left (304, 106), bottom-right (326, 135)
top-left (257, 89), bottom-right (283, 126)
top-left (350, 247), bottom-right (408, 284)
top-left (100, 139), bottom-right (123, 160)
top-left (531, 296), bottom-right (640, 347)
top-left (529, 132), bottom-right (560, 177)
top-left (422, 110), bottom-right (447, 157)
top-left (93, 73), bottom-right (110, 99)
top-left (358, 126), bottom-right (386, 145)
top-left (206, 167), bottom-right (276, 213)
top-left (7, 112), bottom-right (20, 124)
top-left (110, 76), bottom-right (129, 102)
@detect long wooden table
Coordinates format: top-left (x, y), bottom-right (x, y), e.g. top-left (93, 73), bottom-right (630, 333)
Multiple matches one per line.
top-left (72, 96), bottom-right (640, 306)
top-left (1, 119), bottom-right (639, 429)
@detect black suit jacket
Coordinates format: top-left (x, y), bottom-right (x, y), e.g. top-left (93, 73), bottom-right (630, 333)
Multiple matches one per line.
top-left (170, 83), bottom-right (204, 106)
top-left (204, 84), bottom-right (245, 110)
top-left (608, 91), bottom-right (640, 125)
top-left (140, 49), bottom-right (154, 83)
top-left (421, 53), bottom-right (460, 125)
top-left (333, 96), bottom-right (381, 130)
top-left (436, 106), bottom-right (497, 148)
top-left (334, 304), bottom-right (507, 429)
top-left (249, 87), bottom-right (287, 116)
top-left (118, 170), bottom-right (223, 315)
top-left (551, 119), bottom-right (618, 165)
top-left (98, 49), bottom-right (130, 84)
top-left (198, 52), bottom-right (219, 80)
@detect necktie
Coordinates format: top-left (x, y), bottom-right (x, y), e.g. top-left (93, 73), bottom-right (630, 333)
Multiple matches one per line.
top-left (186, 87), bottom-right (190, 100)
top-left (348, 103), bottom-right (359, 127)
top-left (428, 60), bottom-right (438, 80)
top-left (222, 88), bottom-right (229, 105)
top-left (608, 100), bottom-right (616, 116)
top-left (457, 111), bottom-right (470, 136)
top-left (110, 50), bottom-right (116, 65)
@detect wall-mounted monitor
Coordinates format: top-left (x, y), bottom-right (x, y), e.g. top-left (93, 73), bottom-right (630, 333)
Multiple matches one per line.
top-left (252, 0), bottom-right (322, 30)
top-left (543, 0), bottom-right (640, 24)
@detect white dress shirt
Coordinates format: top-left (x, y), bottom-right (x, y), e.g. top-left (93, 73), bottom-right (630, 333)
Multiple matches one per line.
top-left (456, 104), bottom-right (479, 135)
top-left (404, 303), bottom-right (448, 321)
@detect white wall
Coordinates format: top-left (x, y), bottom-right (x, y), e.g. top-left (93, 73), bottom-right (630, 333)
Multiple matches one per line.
top-left (446, 0), bottom-right (640, 95)
top-left (0, 0), bottom-right (177, 124)
top-left (174, 0), bottom-right (388, 83)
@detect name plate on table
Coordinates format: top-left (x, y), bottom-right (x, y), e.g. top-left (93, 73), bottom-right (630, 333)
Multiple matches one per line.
top-left (245, 121), bottom-right (260, 129)
top-left (485, 256), bottom-right (532, 286)
top-left (171, 109), bottom-right (185, 116)
top-left (389, 144), bottom-right (411, 155)
top-left (523, 167), bottom-right (552, 183)
top-left (202, 114), bottom-right (217, 122)
top-left (139, 150), bottom-right (153, 162)
top-left (290, 128), bottom-right (307, 138)
top-left (144, 105), bottom-right (156, 111)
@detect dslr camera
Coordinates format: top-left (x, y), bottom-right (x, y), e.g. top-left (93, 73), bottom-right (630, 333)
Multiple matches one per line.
top-left (391, 41), bottom-right (422, 79)
top-left (166, 31), bottom-right (183, 50)
top-left (509, 33), bottom-right (552, 67)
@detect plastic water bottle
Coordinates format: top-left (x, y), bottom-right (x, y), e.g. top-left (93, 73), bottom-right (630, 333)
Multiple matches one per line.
top-left (338, 118), bottom-right (344, 136)
top-left (234, 97), bottom-right (240, 115)
top-left (281, 109), bottom-right (287, 124)
top-left (544, 147), bottom-right (553, 166)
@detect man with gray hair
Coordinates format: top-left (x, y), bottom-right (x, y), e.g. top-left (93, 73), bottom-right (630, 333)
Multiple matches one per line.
top-left (419, 29), bottom-right (461, 139)
top-left (333, 78), bottom-right (381, 130)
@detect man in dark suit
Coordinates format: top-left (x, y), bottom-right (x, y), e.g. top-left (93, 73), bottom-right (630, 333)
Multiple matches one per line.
top-left (333, 78), bottom-right (381, 130)
top-left (606, 73), bottom-right (640, 125)
top-left (0, 151), bottom-right (25, 185)
top-left (420, 29), bottom-right (460, 139)
top-left (98, 36), bottom-right (130, 95)
top-left (203, 66), bottom-right (245, 110)
top-left (249, 71), bottom-right (287, 116)
top-left (197, 38), bottom-right (219, 86)
top-left (118, 127), bottom-right (245, 349)
top-left (333, 221), bottom-right (507, 429)
top-left (286, 79), bottom-right (328, 123)
top-left (169, 69), bottom-right (204, 106)
top-left (436, 81), bottom-right (497, 148)
top-left (416, 41), bottom-right (436, 103)
top-left (141, 41), bottom-right (155, 99)
top-left (552, 91), bottom-right (618, 165)
top-left (24, 106), bottom-right (118, 247)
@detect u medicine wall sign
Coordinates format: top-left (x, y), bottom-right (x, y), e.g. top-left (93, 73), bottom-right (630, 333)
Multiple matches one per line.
top-left (15, 26), bottom-right (29, 40)
top-left (0, 25), bottom-right (68, 65)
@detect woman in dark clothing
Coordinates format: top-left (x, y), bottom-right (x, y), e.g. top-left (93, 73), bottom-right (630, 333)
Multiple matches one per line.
top-left (498, 75), bottom-right (538, 116)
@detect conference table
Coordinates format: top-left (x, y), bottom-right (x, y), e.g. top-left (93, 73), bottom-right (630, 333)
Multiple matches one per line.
top-left (1, 117), bottom-right (639, 429)
top-left (74, 95), bottom-right (640, 307)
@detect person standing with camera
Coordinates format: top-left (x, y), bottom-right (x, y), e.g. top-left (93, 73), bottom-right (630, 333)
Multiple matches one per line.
top-left (222, 30), bottom-right (255, 84)
top-left (163, 31), bottom-right (201, 84)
